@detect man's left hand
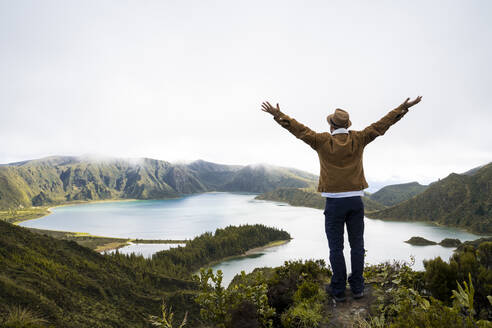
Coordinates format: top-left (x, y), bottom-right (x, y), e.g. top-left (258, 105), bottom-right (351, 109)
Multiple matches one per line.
top-left (402, 96), bottom-right (423, 109)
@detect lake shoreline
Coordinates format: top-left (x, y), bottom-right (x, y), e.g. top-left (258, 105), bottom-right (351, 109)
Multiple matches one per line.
top-left (194, 239), bottom-right (292, 275)
top-left (11, 198), bottom-right (142, 225)
top-left (10, 191), bottom-right (260, 225)
top-left (25, 226), bottom-right (189, 252)
top-left (366, 216), bottom-right (491, 237)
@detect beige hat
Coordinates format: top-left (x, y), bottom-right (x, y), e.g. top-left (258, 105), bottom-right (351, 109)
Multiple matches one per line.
top-left (327, 108), bottom-right (352, 128)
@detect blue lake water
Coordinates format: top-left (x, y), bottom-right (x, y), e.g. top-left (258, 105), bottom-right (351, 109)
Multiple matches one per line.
top-left (20, 192), bottom-right (481, 285)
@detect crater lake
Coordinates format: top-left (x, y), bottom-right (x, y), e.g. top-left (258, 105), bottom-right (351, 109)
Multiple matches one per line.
top-left (19, 192), bottom-right (481, 285)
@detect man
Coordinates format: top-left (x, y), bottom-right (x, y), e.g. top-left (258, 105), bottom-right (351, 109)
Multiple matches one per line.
top-left (261, 96), bottom-right (422, 302)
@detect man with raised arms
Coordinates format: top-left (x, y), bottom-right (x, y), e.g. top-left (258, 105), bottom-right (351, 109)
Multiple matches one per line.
top-left (261, 96), bottom-right (422, 301)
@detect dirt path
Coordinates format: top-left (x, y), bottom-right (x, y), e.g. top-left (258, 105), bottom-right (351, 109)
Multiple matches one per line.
top-left (321, 284), bottom-right (376, 328)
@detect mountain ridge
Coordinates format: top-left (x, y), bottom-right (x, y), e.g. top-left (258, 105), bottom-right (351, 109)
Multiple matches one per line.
top-left (0, 156), bottom-right (318, 210)
top-left (369, 181), bottom-right (428, 206)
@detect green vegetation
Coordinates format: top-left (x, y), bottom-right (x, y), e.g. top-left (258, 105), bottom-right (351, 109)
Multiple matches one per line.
top-left (405, 236), bottom-right (437, 246)
top-left (148, 301), bottom-right (188, 328)
top-left (0, 156), bottom-right (317, 211)
top-left (194, 260), bottom-right (331, 328)
top-left (405, 237), bottom-right (463, 247)
top-left (0, 220), bottom-right (289, 327)
top-left (1, 306), bottom-right (50, 328)
top-left (2, 216), bottom-right (490, 327)
top-left (369, 182), bottom-right (428, 206)
top-left (0, 219), bottom-right (195, 328)
top-left (439, 238), bottom-right (462, 247)
top-left (219, 165), bottom-right (317, 193)
top-left (0, 207), bottom-right (51, 224)
top-left (423, 241), bottom-right (492, 319)
top-left (256, 188), bottom-right (325, 209)
top-left (361, 259), bottom-right (491, 327)
top-left (367, 163), bottom-right (492, 234)
top-left (363, 243), bottom-right (492, 326)
top-left (361, 195), bottom-right (388, 212)
top-left (25, 228), bottom-right (131, 251)
top-left (457, 237), bottom-right (492, 251)
top-left (24, 228), bottom-right (188, 252)
top-left (255, 187), bottom-right (386, 212)
top-left (193, 240), bottom-right (492, 327)
top-left (194, 269), bottom-right (275, 328)
top-left (112, 224), bottom-right (291, 279)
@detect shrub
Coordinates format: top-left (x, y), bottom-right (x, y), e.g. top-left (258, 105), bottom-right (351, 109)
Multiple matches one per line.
top-left (280, 301), bottom-right (323, 328)
top-left (424, 242), bottom-right (492, 319)
top-left (266, 259), bottom-right (330, 315)
top-left (2, 306), bottom-right (49, 328)
top-left (194, 269), bottom-right (275, 328)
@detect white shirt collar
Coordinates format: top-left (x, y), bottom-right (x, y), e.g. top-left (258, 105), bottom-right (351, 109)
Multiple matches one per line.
top-left (331, 128), bottom-right (349, 135)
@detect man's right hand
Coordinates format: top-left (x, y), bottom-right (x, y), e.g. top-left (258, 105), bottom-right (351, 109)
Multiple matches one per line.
top-left (401, 96), bottom-right (423, 109)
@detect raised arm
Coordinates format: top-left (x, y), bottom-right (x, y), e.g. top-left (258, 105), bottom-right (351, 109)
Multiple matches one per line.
top-left (360, 96), bottom-right (422, 146)
top-left (261, 101), bottom-right (321, 150)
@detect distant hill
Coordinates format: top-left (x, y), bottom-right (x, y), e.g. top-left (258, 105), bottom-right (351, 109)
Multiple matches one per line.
top-left (367, 163), bottom-right (492, 234)
top-left (255, 187), bottom-right (386, 213)
top-left (369, 182), bottom-right (428, 206)
top-left (0, 156), bottom-right (317, 210)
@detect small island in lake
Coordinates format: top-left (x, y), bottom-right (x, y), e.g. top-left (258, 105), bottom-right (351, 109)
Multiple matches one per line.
top-left (405, 236), bottom-right (437, 246)
top-left (405, 236), bottom-right (464, 247)
top-left (439, 238), bottom-right (462, 247)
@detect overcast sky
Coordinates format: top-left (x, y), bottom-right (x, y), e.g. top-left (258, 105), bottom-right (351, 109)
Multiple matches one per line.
top-left (1, 0), bottom-right (491, 188)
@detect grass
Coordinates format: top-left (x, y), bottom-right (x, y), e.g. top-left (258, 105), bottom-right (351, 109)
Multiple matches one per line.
top-left (0, 207), bottom-right (51, 224)
top-left (2, 306), bottom-right (48, 327)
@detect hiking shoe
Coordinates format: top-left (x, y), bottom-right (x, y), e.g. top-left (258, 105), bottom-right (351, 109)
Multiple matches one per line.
top-left (332, 292), bottom-right (347, 302)
top-left (352, 291), bottom-right (364, 299)
top-left (325, 286), bottom-right (347, 302)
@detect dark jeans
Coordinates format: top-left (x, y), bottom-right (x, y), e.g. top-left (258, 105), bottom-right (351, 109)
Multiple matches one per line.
top-left (324, 196), bottom-right (365, 295)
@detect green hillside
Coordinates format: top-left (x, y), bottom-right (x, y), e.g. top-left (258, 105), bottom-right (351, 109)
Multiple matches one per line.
top-left (220, 165), bottom-right (317, 193)
top-left (0, 219), bottom-right (195, 328)
top-left (367, 163), bottom-right (492, 234)
top-left (255, 187), bottom-right (386, 212)
top-left (0, 220), bottom-right (290, 327)
top-left (369, 181), bottom-right (428, 206)
top-left (0, 156), bottom-right (317, 211)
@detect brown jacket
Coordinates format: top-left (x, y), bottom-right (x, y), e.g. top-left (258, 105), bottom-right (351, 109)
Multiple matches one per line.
top-left (273, 105), bottom-right (409, 192)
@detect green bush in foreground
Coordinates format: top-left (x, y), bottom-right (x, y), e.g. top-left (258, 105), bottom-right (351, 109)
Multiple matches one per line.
top-left (196, 246), bottom-right (492, 328)
top-left (148, 301), bottom-right (188, 328)
top-left (280, 280), bottom-right (325, 328)
top-left (194, 260), bottom-right (331, 328)
top-left (424, 241), bottom-right (492, 320)
top-left (1, 306), bottom-right (51, 328)
top-left (361, 243), bottom-right (492, 328)
top-left (194, 269), bottom-right (275, 328)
